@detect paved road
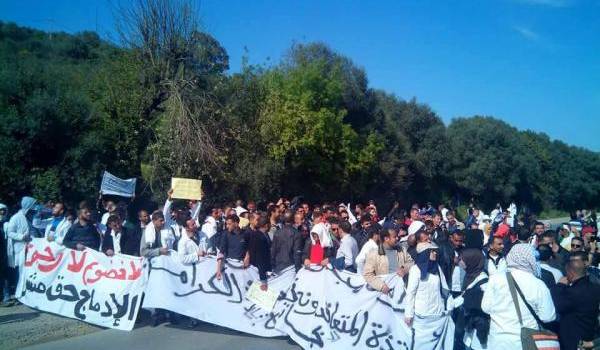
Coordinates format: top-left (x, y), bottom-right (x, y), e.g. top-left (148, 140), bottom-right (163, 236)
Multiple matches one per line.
top-left (22, 314), bottom-right (301, 350)
top-left (540, 217), bottom-right (570, 230)
top-left (0, 303), bottom-right (99, 350)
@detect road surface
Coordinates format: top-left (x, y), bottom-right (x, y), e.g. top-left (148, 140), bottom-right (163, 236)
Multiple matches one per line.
top-left (22, 316), bottom-right (301, 350)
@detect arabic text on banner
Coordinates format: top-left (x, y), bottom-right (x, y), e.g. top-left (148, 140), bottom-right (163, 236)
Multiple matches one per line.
top-left (143, 255), bottom-right (455, 349)
top-left (143, 255), bottom-right (291, 337)
top-left (17, 239), bottom-right (147, 331)
top-left (100, 171), bottom-right (137, 198)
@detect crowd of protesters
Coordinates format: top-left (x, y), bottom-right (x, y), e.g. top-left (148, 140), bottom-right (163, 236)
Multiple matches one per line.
top-left (1, 193), bottom-right (600, 350)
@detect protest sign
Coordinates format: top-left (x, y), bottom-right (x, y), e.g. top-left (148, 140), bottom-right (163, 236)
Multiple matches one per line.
top-left (17, 239), bottom-right (146, 331)
top-left (144, 255), bottom-right (455, 349)
top-left (171, 178), bottom-right (202, 200)
top-left (100, 171), bottom-right (136, 197)
top-left (19, 243), bottom-right (455, 348)
top-left (270, 266), bottom-right (455, 350)
top-left (245, 280), bottom-right (279, 312)
top-left (143, 254), bottom-right (293, 337)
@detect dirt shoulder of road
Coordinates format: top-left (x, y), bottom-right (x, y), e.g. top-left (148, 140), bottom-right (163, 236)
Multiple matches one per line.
top-left (0, 303), bottom-right (101, 350)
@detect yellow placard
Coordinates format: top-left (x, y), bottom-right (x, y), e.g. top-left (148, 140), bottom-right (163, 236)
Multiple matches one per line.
top-left (171, 178), bottom-right (202, 200)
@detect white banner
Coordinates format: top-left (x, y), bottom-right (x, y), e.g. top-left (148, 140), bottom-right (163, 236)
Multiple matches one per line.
top-left (144, 255), bottom-right (454, 349)
top-left (143, 255), bottom-right (294, 337)
top-left (270, 266), bottom-right (455, 350)
top-left (18, 243), bottom-right (454, 348)
top-left (17, 239), bottom-right (147, 330)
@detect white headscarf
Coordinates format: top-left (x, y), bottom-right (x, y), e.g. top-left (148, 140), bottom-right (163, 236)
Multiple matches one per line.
top-left (310, 222), bottom-right (332, 248)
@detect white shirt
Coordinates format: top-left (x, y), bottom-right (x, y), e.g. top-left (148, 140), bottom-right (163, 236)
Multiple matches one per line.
top-left (177, 232), bottom-right (208, 264)
top-left (97, 212), bottom-right (111, 233)
top-left (560, 232), bottom-right (575, 251)
top-left (355, 239), bottom-right (378, 274)
top-left (169, 223), bottom-right (186, 245)
top-left (111, 231), bottom-right (122, 254)
top-left (441, 208), bottom-right (449, 221)
top-left (336, 234), bottom-right (358, 268)
top-left (201, 216), bottom-right (218, 239)
top-left (451, 251), bottom-right (465, 292)
top-left (540, 262), bottom-right (563, 283)
top-left (481, 269), bottom-right (556, 350)
top-left (405, 265), bottom-right (448, 318)
top-left (101, 212), bottom-right (110, 226)
top-left (486, 255), bottom-right (507, 276)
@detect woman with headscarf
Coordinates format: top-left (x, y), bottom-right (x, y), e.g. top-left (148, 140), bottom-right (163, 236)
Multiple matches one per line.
top-left (404, 242), bottom-right (454, 349)
top-left (481, 243), bottom-right (556, 350)
top-left (405, 241), bottom-right (454, 349)
top-left (456, 248), bottom-right (490, 349)
top-left (302, 214), bottom-right (335, 267)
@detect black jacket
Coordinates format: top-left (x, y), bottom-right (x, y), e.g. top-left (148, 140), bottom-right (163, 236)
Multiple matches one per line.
top-left (437, 240), bottom-right (458, 286)
top-left (219, 229), bottom-right (248, 260)
top-left (247, 229), bottom-right (272, 281)
top-left (351, 228), bottom-right (369, 251)
top-left (540, 268), bottom-right (556, 290)
top-left (63, 222), bottom-right (100, 251)
top-left (457, 277), bottom-right (490, 347)
top-left (271, 225), bottom-right (303, 273)
top-left (551, 275), bottom-right (600, 350)
top-left (102, 226), bottom-right (141, 257)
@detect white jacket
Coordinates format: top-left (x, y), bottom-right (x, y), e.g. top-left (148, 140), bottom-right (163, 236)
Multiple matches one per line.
top-left (355, 239), bottom-right (378, 274)
top-left (481, 269), bottom-right (556, 350)
top-left (177, 232), bottom-right (208, 265)
top-left (6, 211), bottom-right (33, 268)
top-left (486, 255), bottom-right (507, 276)
top-left (405, 265), bottom-right (452, 318)
top-left (34, 216), bottom-right (72, 245)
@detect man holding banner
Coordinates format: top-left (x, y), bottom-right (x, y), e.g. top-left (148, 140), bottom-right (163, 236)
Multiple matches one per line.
top-left (216, 214), bottom-right (249, 280)
top-left (63, 206), bottom-right (100, 251)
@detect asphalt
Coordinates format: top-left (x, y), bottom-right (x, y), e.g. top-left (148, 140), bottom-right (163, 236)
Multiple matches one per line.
top-left (22, 315), bottom-right (302, 350)
top-left (540, 217), bottom-right (571, 230)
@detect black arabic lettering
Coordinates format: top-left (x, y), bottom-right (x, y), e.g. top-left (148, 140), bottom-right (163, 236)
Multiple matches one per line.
top-left (282, 296), bottom-right (324, 348)
top-left (330, 267), bottom-right (365, 293)
top-left (127, 295), bottom-right (139, 321)
top-left (148, 258), bottom-right (188, 284)
top-left (365, 322), bottom-right (393, 349)
top-left (45, 283), bottom-right (79, 302)
top-left (173, 269), bottom-right (244, 304)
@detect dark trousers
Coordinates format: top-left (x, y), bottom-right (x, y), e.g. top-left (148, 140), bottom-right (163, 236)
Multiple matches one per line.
top-left (4, 267), bottom-right (18, 299)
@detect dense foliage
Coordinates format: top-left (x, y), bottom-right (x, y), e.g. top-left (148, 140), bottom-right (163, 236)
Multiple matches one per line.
top-left (1, 21), bottom-right (599, 212)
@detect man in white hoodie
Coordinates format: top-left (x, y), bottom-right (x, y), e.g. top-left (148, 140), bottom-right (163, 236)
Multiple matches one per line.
top-left (6, 196), bottom-right (37, 301)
